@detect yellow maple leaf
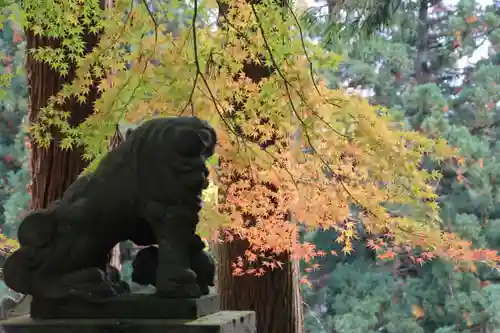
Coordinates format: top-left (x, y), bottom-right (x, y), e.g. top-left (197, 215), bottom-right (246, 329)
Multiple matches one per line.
top-left (412, 304), bottom-right (424, 319)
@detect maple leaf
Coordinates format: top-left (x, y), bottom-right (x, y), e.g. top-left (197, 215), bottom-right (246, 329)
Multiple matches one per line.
top-left (378, 250), bottom-right (396, 260)
top-left (412, 304), bottom-right (424, 319)
top-left (465, 16), bottom-right (478, 23)
top-left (245, 250), bottom-right (258, 262)
top-left (366, 239), bottom-right (380, 250)
top-left (316, 250), bottom-right (327, 257)
top-left (299, 276), bottom-right (312, 287)
top-left (456, 156), bottom-right (465, 165)
top-left (342, 245), bottom-right (353, 255)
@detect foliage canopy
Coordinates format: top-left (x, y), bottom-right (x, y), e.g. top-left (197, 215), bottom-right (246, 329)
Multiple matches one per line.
top-left (1, 0), bottom-right (496, 271)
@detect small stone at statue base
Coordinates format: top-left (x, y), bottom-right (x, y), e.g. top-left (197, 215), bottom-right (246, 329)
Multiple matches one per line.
top-left (0, 310), bottom-right (256, 333)
top-left (29, 293), bottom-right (219, 320)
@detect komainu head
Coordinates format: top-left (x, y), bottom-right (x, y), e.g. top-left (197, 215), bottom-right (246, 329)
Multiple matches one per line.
top-left (125, 116), bottom-right (217, 162)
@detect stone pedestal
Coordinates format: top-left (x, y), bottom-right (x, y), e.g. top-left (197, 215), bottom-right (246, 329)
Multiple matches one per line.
top-left (0, 310), bottom-right (256, 333)
top-left (0, 294), bottom-right (256, 333)
top-left (30, 294), bottom-right (220, 320)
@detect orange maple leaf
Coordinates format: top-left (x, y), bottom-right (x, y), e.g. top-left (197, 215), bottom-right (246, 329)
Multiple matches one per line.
top-left (366, 239), bottom-right (380, 250)
top-left (299, 276), bottom-right (312, 287)
top-left (412, 304), bottom-right (424, 319)
top-left (465, 16), bottom-right (477, 24)
top-left (378, 250), bottom-right (396, 260)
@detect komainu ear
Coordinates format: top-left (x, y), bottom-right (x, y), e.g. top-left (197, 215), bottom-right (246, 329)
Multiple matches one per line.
top-left (173, 126), bottom-right (207, 157)
top-left (198, 128), bottom-right (215, 152)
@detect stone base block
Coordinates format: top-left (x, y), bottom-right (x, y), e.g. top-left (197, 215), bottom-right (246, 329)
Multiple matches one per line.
top-left (30, 294), bottom-right (219, 320)
top-left (0, 311), bottom-right (256, 333)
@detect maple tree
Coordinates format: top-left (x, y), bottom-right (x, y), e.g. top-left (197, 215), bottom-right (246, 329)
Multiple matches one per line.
top-left (0, 0), bottom-right (497, 276)
top-left (301, 1), bottom-right (500, 332)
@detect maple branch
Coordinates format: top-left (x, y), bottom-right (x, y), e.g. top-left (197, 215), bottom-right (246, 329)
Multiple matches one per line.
top-left (79, 0), bottom-right (146, 139)
top-left (189, 0), bottom-right (264, 166)
top-left (286, 5), bottom-right (359, 129)
top-left (251, 3), bottom-right (350, 148)
top-left (178, 2), bottom-right (305, 189)
top-left (216, 4), bottom-right (348, 144)
top-left (178, 0), bottom-right (200, 116)
top-left (188, 0), bottom-right (236, 133)
top-left (93, 0), bottom-right (134, 56)
top-left (140, 0), bottom-right (159, 44)
top-left (106, 26), bottom-right (154, 129)
top-left (250, 3), bottom-right (377, 231)
top-left (284, 8), bottom-right (447, 242)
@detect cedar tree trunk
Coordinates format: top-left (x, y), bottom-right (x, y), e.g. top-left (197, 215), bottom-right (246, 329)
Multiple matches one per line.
top-left (217, 240), bottom-right (303, 333)
top-left (215, 2), bottom-right (304, 333)
top-left (26, 31), bottom-right (100, 210)
top-left (415, 0), bottom-right (430, 85)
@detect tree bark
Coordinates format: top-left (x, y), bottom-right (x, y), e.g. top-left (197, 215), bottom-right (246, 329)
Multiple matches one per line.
top-left (215, 2), bottom-right (304, 333)
top-left (415, 0), bottom-right (430, 85)
top-left (26, 31), bottom-right (100, 210)
top-left (217, 239), bottom-right (303, 333)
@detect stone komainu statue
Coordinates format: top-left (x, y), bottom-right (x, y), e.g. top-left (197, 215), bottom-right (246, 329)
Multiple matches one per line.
top-left (2, 116), bottom-right (217, 302)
